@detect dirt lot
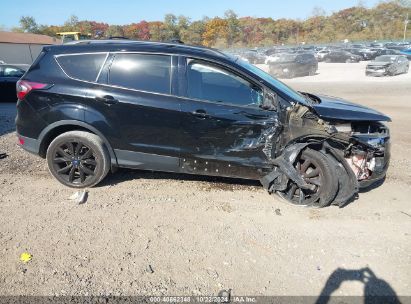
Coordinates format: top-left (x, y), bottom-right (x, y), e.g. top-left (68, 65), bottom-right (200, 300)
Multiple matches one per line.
top-left (0, 62), bottom-right (410, 298)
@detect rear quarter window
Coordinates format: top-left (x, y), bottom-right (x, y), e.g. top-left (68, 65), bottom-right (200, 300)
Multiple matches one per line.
top-left (56, 53), bottom-right (107, 82)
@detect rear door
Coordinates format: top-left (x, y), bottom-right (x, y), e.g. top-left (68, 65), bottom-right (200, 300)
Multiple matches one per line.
top-left (178, 57), bottom-right (278, 179)
top-left (86, 52), bottom-right (182, 171)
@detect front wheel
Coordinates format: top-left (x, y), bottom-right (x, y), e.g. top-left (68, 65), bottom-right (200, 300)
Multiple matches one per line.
top-left (277, 149), bottom-right (338, 207)
top-left (46, 131), bottom-right (110, 188)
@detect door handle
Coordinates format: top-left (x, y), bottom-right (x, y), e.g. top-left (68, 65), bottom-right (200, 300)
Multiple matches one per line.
top-left (95, 95), bottom-right (118, 105)
top-left (191, 109), bottom-right (209, 118)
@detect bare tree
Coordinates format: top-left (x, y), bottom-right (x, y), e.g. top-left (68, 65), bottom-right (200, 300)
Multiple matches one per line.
top-left (311, 6), bottom-right (326, 17)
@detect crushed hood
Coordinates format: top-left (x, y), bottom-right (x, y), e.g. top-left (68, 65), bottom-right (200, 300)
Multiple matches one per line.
top-left (309, 94), bottom-right (391, 122)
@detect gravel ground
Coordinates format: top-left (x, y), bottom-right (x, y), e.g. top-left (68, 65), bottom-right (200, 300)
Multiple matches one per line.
top-left (0, 62), bottom-right (410, 298)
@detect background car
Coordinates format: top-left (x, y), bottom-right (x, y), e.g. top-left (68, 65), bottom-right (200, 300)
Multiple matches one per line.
top-left (241, 50), bottom-right (266, 64)
top-left (0, 64), bottom-right (26, 102)
top-left (323, 51), bottom-right (361, 63)
top-left (366, 55), bottom-right (409, 76)
top-left (400, 49), bottom-right (411, 60)
top-left (378, 49), bottom-right (402, 56)
top-left (268, 53), bottom-right (318, 78)
top-left (315, 49), bottom-right (331, 61)
top-left (343, 48), bottom-right (370, 60)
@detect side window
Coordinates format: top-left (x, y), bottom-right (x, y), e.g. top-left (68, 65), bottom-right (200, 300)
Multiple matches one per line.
top-left (3, 66), bottom-right (25, 77)
top-left (109, 54), bottom-right (171, 94)
top-left (186, 60), bottom-right (263, 107)
top-left (56, 53), bottom-right (107, 82)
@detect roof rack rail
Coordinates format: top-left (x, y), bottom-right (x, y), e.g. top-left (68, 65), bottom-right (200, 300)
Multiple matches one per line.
top-left (108, 36), bottom-right (130, 40)
top-left (60, 39), bottom-right (227, 58)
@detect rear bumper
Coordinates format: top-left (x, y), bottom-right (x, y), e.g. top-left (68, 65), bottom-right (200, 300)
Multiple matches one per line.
top-left (16, 133), bottom-right (40, 155)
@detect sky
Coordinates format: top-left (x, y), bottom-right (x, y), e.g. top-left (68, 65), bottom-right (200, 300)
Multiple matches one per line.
top-left (0, 0), bottom-right (381, 29)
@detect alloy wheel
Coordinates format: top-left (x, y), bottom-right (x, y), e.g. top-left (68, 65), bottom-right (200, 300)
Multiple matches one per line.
top-left (279, 154), bottom-right (324, 206)
top-left (51, 141), bottom-right (97, 185)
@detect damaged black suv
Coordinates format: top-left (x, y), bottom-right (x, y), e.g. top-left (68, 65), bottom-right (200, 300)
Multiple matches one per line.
top-left (16, 40), bottom-right (391, 207)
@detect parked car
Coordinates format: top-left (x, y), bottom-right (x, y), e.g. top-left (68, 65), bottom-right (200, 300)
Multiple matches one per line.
top-left (268, 53), bottom-right (318, 78)
top-left (0, 64), bottom-right (26, 102)
top-left (315, 50), bottom-right (330, 61)
top-left (16, 40), bottom-right (391, 207)
top-left (323, 51), bottom-right (361, 63)
top-left (369, 42), bottom-right (385, 48)
top-left (400, 49), bottom-right (411, 60)
top-left (378, 49), bottom-right (402, 56)
top-left (366, 55), bottom-right (409, 76)
top-left (385, 42), bottom-right (411, 51)
top-left (350, 44), bottom-right (366, 49)
top-left (343, 48), bottom-right (371, 60)
top-left (241, 50), bottom-right (266, 64)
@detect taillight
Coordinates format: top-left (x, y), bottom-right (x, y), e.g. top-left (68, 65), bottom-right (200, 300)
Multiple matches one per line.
top-left (18, 137), bottom-right (25, 145)
top-left (16, 80), bottom-right (48, 100)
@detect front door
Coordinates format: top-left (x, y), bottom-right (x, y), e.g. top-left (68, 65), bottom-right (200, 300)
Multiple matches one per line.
top-left (179, 58), bottom-right (278, 179)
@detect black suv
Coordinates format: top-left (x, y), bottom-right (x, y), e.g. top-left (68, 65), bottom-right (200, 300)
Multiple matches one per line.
top-left (323, 51), bottom-right (362, 63)
top-left (16, 40), bottom-right (391, 207)
top-left (268, 53), bottom-right (318, 78)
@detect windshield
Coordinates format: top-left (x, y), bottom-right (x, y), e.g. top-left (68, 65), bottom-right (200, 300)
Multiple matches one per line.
top-left (375, 56), bottom-right (396, 62)
top-left (234, 57), bottom-right (308, 104)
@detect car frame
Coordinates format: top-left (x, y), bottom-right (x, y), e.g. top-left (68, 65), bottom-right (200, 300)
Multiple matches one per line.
top-left (16, 40), bottom-right (391, 207)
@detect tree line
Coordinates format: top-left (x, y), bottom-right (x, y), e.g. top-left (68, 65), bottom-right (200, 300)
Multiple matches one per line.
top-left (13, 0), bottom-right (411, 48)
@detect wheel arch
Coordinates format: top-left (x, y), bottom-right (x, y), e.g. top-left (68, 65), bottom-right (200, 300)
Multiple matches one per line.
top-left (38, 120), bottom-right (118, 167)
top-left (276, 136), bottom-right (359, 206)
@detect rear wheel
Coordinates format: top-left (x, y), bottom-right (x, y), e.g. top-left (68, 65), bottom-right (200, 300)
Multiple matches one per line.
top-left (277, 149), bottom-right (338, 208)
top-left (46, 131), bottom-right (110, 188)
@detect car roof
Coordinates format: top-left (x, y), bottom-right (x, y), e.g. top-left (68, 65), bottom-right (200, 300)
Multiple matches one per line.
top-left (45, 39), bottom-right (231, 61)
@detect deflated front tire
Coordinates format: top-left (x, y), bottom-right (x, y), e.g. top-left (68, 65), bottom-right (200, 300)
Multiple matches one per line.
top-left (277, 149), bottom-right (339, 208)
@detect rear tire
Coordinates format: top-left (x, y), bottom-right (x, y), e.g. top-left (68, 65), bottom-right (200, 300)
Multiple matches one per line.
top-left (46, 131), bottom-right (110, 188)
top-left (277, 149), bottom-right (338, 208)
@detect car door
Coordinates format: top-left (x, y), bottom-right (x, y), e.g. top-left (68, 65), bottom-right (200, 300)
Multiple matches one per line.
top-left (86, 52), bottom-right (182, 171)
top-left (178, 57), bottom-right (278, 179)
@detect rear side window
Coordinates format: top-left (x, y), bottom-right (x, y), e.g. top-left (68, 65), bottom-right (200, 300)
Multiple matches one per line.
top-left (56, 53), bottom-right (107, 82)
top-left (109, 54), bottom-right (171, 94)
